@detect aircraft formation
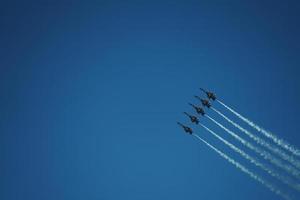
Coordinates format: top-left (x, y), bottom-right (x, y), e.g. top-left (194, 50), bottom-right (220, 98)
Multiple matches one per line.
top-left (178, 88), bottom-right (215, 134)
top-left (177, 88), bottom-right (300, 200)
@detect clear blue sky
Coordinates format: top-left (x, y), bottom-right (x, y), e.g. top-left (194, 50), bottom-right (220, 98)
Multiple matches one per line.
top-left (1, 1), bottom-right (300, 200)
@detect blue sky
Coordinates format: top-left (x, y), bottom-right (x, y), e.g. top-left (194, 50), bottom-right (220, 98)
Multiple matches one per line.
top-left (1, 1), bottom-right (300, 200)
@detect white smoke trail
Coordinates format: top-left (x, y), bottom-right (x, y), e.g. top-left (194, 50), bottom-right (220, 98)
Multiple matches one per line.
top-left (217, 99), bottom-right (300, 157)
top-left (193, 134), bottom-right (292, 200)
top-left (206, 115), bottom-right (300, 180)
top-left (200, 124), bottom-right (300, 191)
top-left (212, 107), bottom-right (300, 170)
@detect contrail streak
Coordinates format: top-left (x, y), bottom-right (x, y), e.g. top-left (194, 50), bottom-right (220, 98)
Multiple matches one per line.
top-left (206, 115), bottom-right (300, 179)
top-left (212, 107), bottom-right (300, 170)
top-left (193, 134), bottom-right (292, 200)
top-left (217, 99), bottom-right (300, 157)
top-left (200, 124), bottom-right (300, 191)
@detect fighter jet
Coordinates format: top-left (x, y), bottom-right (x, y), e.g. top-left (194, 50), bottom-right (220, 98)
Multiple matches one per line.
top-left (200, 88), bottom-right (216, 101)
top-left (177, 122), bottom-right (193, 134)
top-left (188, 103), bottom-right (205, 116)
top-left (183, 112), bottom-right (199, 124)
top-left (194, 96), bottom-right (211, 108)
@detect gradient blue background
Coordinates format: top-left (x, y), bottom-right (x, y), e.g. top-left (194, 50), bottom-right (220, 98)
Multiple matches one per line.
top-left (1, 1), bottom-right (300, 200)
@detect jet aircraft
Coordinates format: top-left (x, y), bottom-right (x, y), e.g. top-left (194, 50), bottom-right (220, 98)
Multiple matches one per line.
top-left (177, 122), bottom-right (193, 134)
top-left (188, 103), bottom-right (205, 115)
top-left (200, 88), bottom-right (216, 101)
top-left (194, 96), bottom-right (211, 108)
top-left (183, 112), bottom-right (199, 124)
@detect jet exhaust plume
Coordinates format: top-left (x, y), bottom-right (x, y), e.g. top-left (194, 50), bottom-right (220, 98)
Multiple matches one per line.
top-left (206, 115), bottom-right (300, 179)
top-left (200, 124), bottom-right (300, 191)
top-left (217, 100), bottom-right (300, 157)
top-left (193, 134), bottom-right (292, 200)
top-left (212, 107), bottom-right (300, 170)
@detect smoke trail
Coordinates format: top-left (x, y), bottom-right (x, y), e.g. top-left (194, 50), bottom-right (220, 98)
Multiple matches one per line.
top-left (217, 99), bottom-right (300, 157)
top-left (193, 134), bottom-right (292, 200)
top-left (212, 107), bottom-right (300, 170)
top-left (200, 124), bottom-right (300, 191)
top-left (206, 115), bottom-right (300, 179)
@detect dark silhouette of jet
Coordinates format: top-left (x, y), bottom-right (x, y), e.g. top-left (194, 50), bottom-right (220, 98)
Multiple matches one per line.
top-left (188, 103), bottom-right (205, 116)
top-left (177, 122), bottom-right (193, 134)
top-left (194, 96), bottom-right (211, 108)
top-left (183, 112), bottom-right (199, 124)
top-left (200, 88), bottom-right (216, 101)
